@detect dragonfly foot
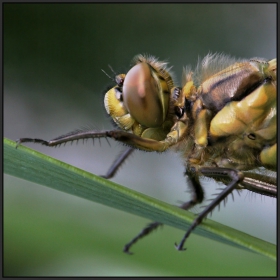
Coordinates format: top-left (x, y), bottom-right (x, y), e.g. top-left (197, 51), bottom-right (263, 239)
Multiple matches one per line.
top-left (123, 245), bottom-right (134, 255)
top-left (174, 242), bottom-right (187, 251)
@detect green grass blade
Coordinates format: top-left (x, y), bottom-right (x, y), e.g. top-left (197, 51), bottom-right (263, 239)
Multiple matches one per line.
top-left (3, 137), bottom-right (276, 260)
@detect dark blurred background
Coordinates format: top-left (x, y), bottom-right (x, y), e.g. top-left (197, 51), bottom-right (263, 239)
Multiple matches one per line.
top-left (4, 3), bottom-right (276, 276)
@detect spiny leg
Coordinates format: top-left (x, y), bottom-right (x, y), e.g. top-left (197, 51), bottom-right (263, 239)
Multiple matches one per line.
top-left (16, 131), bottom-right (136, 181)
top-left (101, 147), bottom-right (134, 179)
top-left (16, 129), bottom-right (112, 148)
top-left (123, 222), bottom-right (163, 255)
top-left (123, 169), bottom-right (205, 254)
top-left (175, 167), bottom-right (244, 251)
top-left (16, 131), bottom-right (137, 181)
top-left (16, 129), bottom-right (173, 152)
top-left (213, 170), bottom-right (277, 197)
top-left (16, 138), bottom-right (50, 146)
top-left (241, 172), bottom-right (277, 197)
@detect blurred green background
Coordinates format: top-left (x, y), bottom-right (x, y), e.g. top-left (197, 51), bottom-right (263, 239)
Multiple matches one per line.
top-left (4, 3), bottom-right (276, 276)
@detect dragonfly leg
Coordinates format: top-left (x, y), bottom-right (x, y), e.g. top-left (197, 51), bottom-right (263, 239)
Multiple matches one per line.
top-left (175, 167), bottom-right (244, 251)
top-left (123, 221), bottom-right (163, 255)
top-left (241, 172), bottom-right (276, 197)
top-left (16, 129), bottom-right (174, 152)
top-left (16, 138), bottom-right (50, 147)
top-left (101, 148), bottom-right (134, 179)
top-left (15, 129), bottom-right (115, 148)
top-left (123, 170), bottom-right (205, 254)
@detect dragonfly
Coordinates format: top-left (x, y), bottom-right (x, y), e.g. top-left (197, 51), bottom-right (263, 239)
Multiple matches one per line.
top-left (16, 53), bottom-right (277, 254)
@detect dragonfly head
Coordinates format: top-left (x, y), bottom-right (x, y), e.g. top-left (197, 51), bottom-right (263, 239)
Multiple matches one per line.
top-left (104, 55), bottom-right (176, 140)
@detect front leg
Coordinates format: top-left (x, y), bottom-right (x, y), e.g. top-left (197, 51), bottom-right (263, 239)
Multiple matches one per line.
top-left (15, 129), bottom-right (169, 151)
top-left (16, 117), bottom-right (188, 153)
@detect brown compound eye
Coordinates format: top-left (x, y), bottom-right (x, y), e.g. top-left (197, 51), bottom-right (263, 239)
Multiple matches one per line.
top-left (122, 62), bottom-right (168, 128)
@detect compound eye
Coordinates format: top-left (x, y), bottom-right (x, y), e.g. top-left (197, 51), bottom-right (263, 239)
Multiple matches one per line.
top-left (122, 62), bottom-right (167, 128)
